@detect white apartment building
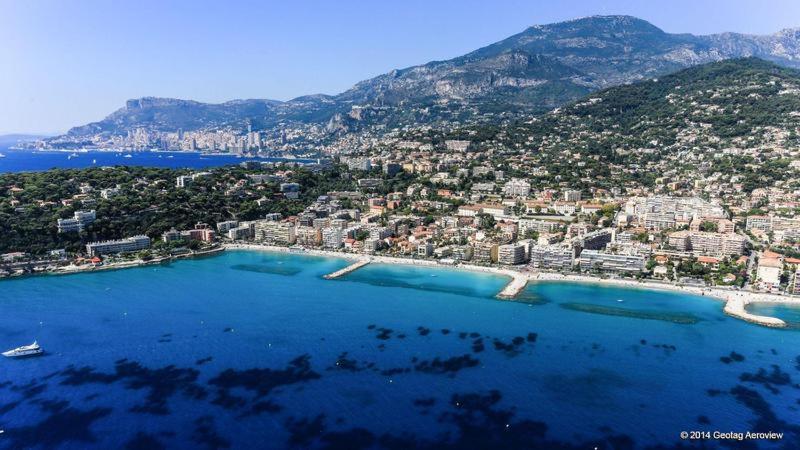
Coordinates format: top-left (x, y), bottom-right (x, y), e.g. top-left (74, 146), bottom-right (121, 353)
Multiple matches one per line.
top-left (254, 221), bottom-right (296, 245)
top-left (498, 243), bottom-right (527, 265)
top-left (579, 250), bottom-right (645, 273)
top-left (564, 190), bottom-right (582, 202)
top-left (86, 235), bottom-right (151, 256)
top-left (667, 231), bottom-right (747, 257)
top-left (529, 245), bottom-right (573, 270)
top-left (322, 227), bottom-right (344, 249)
top-left (502, 178), bottom-right (531, 197)
top-left (57, 210), bottom-right (96, 233)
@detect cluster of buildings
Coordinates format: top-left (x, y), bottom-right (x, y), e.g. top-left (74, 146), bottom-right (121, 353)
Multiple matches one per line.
top-left (161, 224), bottom-right (216, 244)
top-left (210, 187), bottom-right (652, 274)
top-left (196, 175), bottom-right (797, 295)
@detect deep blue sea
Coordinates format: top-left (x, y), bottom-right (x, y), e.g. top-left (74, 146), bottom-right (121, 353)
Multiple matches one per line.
top-left (1, 250), bottom-right (799, 449)
top-left (0, 147), bottom-right (314, 173)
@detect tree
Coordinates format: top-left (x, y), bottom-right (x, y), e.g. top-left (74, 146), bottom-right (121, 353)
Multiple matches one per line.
top-left (476, 213), bottom-right (495, 230)
top-left (699, 221), bottom-right (718, 232)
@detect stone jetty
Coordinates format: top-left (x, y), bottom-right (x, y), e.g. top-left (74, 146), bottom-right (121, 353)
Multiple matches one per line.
top-left (723, 296), bottom-right (787, 328)
top-left (496, 272), bottom-right (529, 299)
top-left (324, 259), bottom-right (371, 279)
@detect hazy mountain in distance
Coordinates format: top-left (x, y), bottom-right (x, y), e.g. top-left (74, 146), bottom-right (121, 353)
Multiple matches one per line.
top-left (60, 15), bottom-right (800, 139)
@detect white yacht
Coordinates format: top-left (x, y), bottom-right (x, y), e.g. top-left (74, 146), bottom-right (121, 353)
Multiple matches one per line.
top-left (0, 153), bottom-right (6, 158)
top-left (2, 341), bottom-right (43, 358)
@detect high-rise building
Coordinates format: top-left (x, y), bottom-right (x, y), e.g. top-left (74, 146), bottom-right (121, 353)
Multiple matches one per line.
top-left (497, 243), bottom-right (527, 265)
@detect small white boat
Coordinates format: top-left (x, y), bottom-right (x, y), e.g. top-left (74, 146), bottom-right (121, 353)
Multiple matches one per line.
top-left (2, 341), bottom-right (43, 358)
top-left (0, 153), bottom-right (6, 158)
top-left (123, 154), bottom-right (133, 158)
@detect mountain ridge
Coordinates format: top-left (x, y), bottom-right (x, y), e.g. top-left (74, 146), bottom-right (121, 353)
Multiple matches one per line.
top-left (58, 15), bottom-right (800, 143)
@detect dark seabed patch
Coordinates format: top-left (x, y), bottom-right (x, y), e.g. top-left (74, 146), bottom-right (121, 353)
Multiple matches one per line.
top-left (4, 406), bottom-right (113, 448)
top-left (471, 338), bottom-right (485, 353)
top-left (491, 336), bottom-right (531, 356)
top-left (10, 378), bottom-right (48, 399)
top-left (374, 327), bottom-right (393, 340)
top-left (58, 360), bottom-right (206, 415)
top-left (413, 397), bottom-right (436, 408)
top-left (730, 385), bottom-right (800, 446)
top-left (208, 354), bottom-right (320, 413)
top-left (543, 368), bottom-right (630, 408)
top-left (560, 302), bottom-right (701, 324)
top-left (720, 351), bottom-right (746, 364)
top-left (328, 352), bottom-right (366, 373)
top-left (279, 389), bottom-right (636, 449)
top-left (739, 365), bottom-right (795, 394)
top-left (230, 264), bottom-right (302, 276)
top-left (125, 432), bottom-right (167, 450)
top-left (191, 415), bottom-right (231, 449)
top-left (413, 354), bottom-right (481, 376)
top-left (341, 272), bottom-right (492, 299)
top-left (0, 400), bottom-right (21, 415)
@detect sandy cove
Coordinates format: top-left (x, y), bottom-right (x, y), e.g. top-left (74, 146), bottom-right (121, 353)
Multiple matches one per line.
top-left (225, 243), bottom-right (799, 328)
top-left (531, 272), bottom-right (796, 328)
top-left (224, 243), bottom-right (528, 294)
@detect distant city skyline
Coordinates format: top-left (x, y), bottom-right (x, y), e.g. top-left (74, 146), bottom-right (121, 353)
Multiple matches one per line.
top-left (1, 0), bottom-right (799, 135)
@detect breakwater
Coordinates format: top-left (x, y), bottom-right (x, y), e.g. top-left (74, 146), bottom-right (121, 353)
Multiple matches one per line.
top-left (324, 259), bottom-right (371, 279)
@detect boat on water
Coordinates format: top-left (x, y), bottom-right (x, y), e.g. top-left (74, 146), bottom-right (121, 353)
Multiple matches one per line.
top-left (2, 341), bottom-right (43, 358)
top-left (0, 153), bottom-right (6, 158)
top-left (123, 154), bottom-right (133, 158)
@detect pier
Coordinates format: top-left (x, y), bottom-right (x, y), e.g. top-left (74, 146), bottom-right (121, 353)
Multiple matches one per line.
top-left (324, 259), bottom-right (371, 279)
top-left (723, 296), bottom-right (786, 328)
top-left (496, 272), bottom-right (529, 299)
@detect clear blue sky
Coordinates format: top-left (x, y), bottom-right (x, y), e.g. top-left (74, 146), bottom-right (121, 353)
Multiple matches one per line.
top-left (1, 0), bottom-right (799, 134)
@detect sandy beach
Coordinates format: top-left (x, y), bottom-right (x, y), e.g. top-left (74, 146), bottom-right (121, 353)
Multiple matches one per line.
top-left (224, 243), bottom-right (523, 279)
top-left (226, 243), bottom-right (800, 328)
top-left (531, 272), bottom-right (797, 328)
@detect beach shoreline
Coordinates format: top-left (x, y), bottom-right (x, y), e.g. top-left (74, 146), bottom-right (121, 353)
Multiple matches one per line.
top-left (1, 246), bottom-right (226, 281)
top-left (6, 241), bottom-right (798, 329)
top-left (529, 272), bottom-right (796, 328)
top-left (223, 243), bottom-right (522, 279)
top-left (225, 243), bottom-right (799, 328)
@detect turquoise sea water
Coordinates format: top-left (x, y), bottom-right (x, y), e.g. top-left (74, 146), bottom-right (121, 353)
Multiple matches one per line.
top-left (0, 250), bottom-right (798, 449)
